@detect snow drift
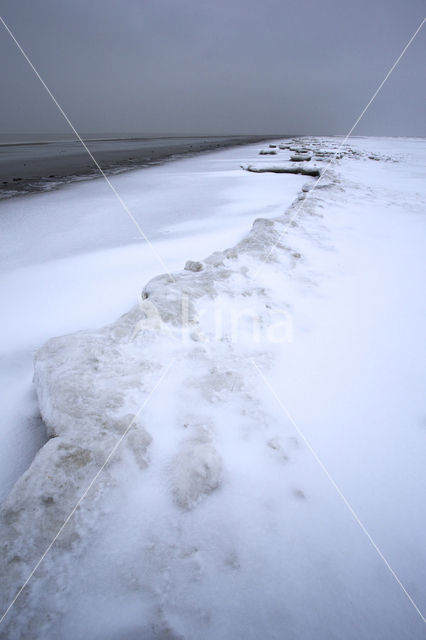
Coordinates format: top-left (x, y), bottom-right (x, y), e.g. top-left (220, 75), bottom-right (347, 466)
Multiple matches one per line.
top-left (1, 137), bottom-right (425, 639)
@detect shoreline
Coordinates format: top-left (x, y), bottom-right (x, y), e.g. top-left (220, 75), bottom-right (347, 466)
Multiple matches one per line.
top-left (0, 134), bottom-right (273, 200)
top-left (1, 137), bottom-right (426, 638)
top-left (0, 138), bottom-right (307, 499)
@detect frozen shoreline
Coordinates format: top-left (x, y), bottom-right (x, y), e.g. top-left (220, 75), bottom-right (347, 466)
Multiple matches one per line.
top-left (1, 137), bottom-right (426, 639)
top-left (0, 134), bottom-right (270, 200)
top-left (0, 141), bottom-right (308, 500)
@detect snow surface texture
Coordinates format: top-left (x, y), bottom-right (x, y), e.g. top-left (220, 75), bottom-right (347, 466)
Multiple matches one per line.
top-left (1, 138), bottom-right (426, 639)
top-left (0, 142), bottom-right (307, 499)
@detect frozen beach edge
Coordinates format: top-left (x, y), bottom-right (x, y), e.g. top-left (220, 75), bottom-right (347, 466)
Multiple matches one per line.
top-left (0, 139), bottom-right (336, 635)
top-left (8, 136), bottom-right (417, 637)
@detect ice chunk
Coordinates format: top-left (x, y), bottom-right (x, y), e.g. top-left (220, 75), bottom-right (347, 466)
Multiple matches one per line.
top-left (173, 438), bottom-right (222, 510)
top-left (184, 260), bottom-right (204, 272)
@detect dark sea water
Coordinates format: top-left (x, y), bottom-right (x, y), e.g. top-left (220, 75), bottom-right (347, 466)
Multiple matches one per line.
top-left (0, 133), bottom-right (270, 199)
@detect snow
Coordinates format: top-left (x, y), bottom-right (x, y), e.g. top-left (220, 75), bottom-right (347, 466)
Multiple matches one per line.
top-left (0, 142), bottom-right (306, 500)
top-left (1, 137), bottom-right (426, 639)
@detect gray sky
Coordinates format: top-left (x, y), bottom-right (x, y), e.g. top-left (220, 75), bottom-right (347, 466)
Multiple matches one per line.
top-left (0, 0), bottom-right (425, 136)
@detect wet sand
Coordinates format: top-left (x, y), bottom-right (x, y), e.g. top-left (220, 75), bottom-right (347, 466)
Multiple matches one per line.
top-left (0, 135), bottom-right (270, 199)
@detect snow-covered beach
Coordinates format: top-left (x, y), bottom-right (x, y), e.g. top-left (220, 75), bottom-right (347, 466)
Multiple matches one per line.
top-left (1, 137), bottom-right (425, 639)
top-left (0, 141), bottom-right (305, 499)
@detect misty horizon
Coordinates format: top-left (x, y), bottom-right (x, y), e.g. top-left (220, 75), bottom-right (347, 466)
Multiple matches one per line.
top-left (1, 0), bottom-right (425, 138)
top-left (1, 130), bottom-right (426, 142)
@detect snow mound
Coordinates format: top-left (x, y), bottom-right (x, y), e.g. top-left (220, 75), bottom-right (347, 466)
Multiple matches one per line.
top-left (173, 435), bottom-right (223, 509)
top-left (290, 154), bottom-right (312, 162)
top-left (242, 163), bottom-right (322, 177)
top-left (0, 147), bottom-right (333, 636)
top-left (259, 149), bottom-right (277, 155)
top-left (5, 138), bottom-right (421, 638)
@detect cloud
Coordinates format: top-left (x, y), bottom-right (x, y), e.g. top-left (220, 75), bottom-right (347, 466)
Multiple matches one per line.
top-left (1, 0), bottom-right (425, 135)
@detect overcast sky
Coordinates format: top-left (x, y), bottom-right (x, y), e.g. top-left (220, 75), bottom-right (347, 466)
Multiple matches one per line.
top-left (0, 0), bottom-right (425, 136)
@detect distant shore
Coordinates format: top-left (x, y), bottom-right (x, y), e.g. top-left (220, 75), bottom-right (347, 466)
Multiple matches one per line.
top-left (0, 134), bottom-right (272, 199)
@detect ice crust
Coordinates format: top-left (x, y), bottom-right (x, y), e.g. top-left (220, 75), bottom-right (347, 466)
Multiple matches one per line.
top-left (1, 137), bottom-right (425, 639)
